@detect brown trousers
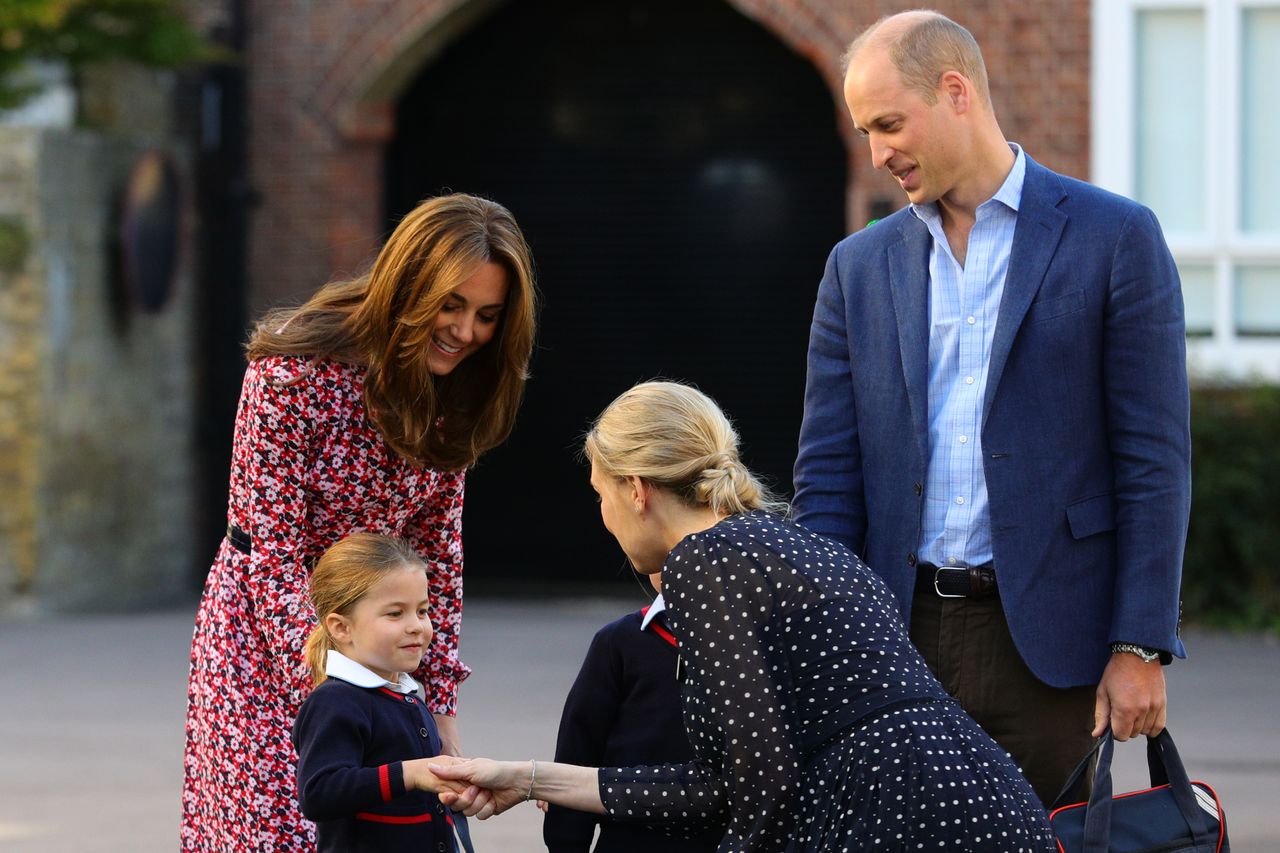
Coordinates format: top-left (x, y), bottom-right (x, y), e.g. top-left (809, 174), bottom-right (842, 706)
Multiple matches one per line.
top-left (909, 572), bottom-right (1096, 808)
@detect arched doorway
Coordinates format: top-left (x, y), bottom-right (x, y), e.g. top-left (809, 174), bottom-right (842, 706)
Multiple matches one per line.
top-left (386, 0), bottom-right (846, 583)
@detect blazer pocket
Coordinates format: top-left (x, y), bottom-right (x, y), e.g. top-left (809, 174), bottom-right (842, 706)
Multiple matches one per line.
top-left (1026, 289), bottom-right (1086, 323)
top-left (1066, 492), bottom-right (1117, 539)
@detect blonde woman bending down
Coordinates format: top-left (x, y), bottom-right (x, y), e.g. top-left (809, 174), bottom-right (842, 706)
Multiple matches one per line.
top-left (431, 381), bottom-right (1053, 852)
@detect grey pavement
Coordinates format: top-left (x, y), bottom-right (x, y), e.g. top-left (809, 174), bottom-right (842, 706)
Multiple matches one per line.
top-left (1, 599), bottom-right (1276, 851)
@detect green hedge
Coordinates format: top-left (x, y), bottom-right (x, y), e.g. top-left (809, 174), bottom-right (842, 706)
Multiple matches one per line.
top-left (1184, 385), bottom-right (1280, 632)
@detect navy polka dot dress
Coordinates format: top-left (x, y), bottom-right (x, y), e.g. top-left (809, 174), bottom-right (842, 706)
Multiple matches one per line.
top-left (598, 512), bottom-right (1053, 851)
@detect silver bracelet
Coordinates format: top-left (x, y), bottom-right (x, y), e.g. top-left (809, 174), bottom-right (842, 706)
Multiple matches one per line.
top-left (524, 759), bottom-right (537, 802)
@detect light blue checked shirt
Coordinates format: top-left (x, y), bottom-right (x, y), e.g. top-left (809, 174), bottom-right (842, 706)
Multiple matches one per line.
top-left (911, 143), bottom-right (1026, 569)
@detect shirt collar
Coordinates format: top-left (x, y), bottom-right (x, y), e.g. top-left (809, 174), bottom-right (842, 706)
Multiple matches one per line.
top-left (325, 649), bottom-right (420, 694)
top-left (640, 592), bottom-right (666, 631)
top-left (910, 141), bottom-right (1026, 223)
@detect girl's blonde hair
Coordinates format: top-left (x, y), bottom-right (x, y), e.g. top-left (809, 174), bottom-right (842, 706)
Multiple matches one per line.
top-left (583, 380), bottom-right (789, 517)
top-left (304, 533), bottom-right (428, 687)
top-left (246, 193), bottom-right (538, 471)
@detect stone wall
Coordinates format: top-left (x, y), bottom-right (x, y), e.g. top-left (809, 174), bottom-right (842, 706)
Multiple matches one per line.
top-left (0, 126), bottom-right (196, 612)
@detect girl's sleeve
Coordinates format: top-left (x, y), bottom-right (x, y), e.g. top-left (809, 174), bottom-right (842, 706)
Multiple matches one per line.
top-left (292, 692), bottom-right (411, 821)
top-left (237, 362), bottom-right (319, 711)
top-left (598, 532), bottom-right (802, 851)
top-left (544, 625), bottom-right (624, 852)
top-left (404, 468), bottom-right (470, 716)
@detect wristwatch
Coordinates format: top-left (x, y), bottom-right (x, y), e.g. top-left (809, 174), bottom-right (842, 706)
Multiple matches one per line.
top-left (1110, 642), bottom-right (1161, 663)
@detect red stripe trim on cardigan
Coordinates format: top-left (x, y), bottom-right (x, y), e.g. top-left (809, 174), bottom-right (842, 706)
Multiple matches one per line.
top-left (378, 764), bottom-right (392, 802)
top-left (649, 621), bottom-right (678, 648)
top-left (355, 811), bottom-right (433, 825)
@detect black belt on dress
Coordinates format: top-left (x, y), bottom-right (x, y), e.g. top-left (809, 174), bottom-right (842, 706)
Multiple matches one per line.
top-left (226, 523), bottom-right (252, 555)
top-left (919, 562), bottom-right (997, 598)
top-left (226, 523), bottom-right (320, 569)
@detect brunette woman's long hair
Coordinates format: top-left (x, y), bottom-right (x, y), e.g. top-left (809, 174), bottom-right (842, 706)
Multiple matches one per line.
top-left (304, 533), bottom-right (428, 687)
top-left (246, 193), bottom-right (537, 470)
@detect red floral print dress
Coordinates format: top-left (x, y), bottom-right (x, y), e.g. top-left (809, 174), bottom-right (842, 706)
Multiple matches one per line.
top-left (180, 355), bottom-right (470, 852)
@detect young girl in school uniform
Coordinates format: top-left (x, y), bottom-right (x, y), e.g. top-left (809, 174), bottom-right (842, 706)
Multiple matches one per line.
top-left (292, 532), bottom-right (467, 852)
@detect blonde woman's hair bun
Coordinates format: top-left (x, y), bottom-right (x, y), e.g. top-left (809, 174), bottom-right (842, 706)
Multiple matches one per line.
top-left (584, 380), bottom-right (789, 517)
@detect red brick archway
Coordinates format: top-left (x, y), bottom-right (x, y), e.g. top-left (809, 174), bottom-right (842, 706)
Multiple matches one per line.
top-left (245, 0), bottom-right (1088, 307)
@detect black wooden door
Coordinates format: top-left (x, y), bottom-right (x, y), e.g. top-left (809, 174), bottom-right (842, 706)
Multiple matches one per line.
top-left (386, 0), bottom-right (846, 583)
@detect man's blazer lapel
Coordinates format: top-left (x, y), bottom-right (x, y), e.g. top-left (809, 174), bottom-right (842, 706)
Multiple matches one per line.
top-left (984, 157), bottom-right (1068, 425)
top-left (887, 217), bottom-right (932, 467)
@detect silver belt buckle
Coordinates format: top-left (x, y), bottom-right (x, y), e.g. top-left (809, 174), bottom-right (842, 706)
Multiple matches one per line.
top-left (933, 567), bottom-right (966, 598)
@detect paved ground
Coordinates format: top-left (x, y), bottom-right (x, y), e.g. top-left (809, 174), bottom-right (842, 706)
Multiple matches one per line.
top-left (1, 598), bottom-right (1276, 851)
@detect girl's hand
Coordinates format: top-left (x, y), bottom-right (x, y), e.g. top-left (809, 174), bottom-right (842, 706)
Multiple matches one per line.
top-left (403, 755), bottom-right (471, 795)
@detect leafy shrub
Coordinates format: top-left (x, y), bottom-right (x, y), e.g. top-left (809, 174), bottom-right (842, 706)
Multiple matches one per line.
top-left (1184, 385), bottom-right (1280, 632)
top-left (1, 0), bottom-right (213, 109)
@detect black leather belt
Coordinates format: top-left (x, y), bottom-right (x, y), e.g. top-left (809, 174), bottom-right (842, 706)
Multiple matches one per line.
top-left (920, 563), bottom-right (997, 598)
top-left (226, 523), bottom-right (319, 569)
top-left (226, 523), bottom-right (252, 555)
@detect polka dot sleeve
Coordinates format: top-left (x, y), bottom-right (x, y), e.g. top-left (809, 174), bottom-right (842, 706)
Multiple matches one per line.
top-left (599, 526), bottom-right (804, 851)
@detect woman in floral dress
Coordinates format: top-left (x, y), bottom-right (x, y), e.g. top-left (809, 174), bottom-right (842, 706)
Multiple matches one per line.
top-left (180, 194), bottom-right (538, 851)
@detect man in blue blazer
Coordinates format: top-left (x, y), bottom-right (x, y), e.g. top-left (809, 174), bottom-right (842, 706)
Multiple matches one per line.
top-left (793, 11), bottom-right (1191, 806)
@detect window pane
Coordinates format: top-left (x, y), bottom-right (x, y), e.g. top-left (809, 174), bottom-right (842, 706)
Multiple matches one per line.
top-left (1136, 11), bottom-right (1205, 234)
top-left (1242, 9), bottom-right (1280, 234)
top-left (1236, 266), bottom-right (1280, 336)
top-left (1178, 263), bottom-right (1215, 337)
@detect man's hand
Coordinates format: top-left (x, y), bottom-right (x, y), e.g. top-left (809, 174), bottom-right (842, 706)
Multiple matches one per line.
top-left (1093, 652), bottom-right (1167, 740)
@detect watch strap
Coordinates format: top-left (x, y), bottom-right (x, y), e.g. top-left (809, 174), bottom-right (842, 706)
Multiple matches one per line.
top-left (1110, 641), bottom-right (1161, 663)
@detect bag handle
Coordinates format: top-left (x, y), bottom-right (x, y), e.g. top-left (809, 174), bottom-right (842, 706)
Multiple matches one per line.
top-left (1054, 727), bottom-right (1214, 853)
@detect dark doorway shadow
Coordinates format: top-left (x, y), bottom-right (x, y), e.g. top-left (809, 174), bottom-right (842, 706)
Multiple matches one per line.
top-left (386, 0), bottom-right (846, 583)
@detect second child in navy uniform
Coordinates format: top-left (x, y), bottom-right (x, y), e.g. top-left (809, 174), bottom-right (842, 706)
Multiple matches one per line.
top-left (292, 533), bottom-right (467, 852)
top-left (545, 573), bottom-right (719, 853)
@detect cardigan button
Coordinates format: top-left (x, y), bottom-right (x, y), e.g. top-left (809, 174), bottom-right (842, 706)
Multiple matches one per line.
top-left (420, 727), bottom-right (430, 738)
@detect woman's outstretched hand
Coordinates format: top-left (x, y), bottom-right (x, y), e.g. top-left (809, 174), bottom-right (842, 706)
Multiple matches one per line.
top-left (403, 754), bottom-right (473, 796)
top-left (429, 758), bottom-right (531, 819)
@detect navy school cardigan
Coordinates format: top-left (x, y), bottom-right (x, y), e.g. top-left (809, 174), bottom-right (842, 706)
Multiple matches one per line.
top-left (292, 678), bottom-right (457, 853)
top-left (544, 608), bottom-right (721, 853)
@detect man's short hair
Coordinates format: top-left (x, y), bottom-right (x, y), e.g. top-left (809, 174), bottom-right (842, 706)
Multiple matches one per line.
top-left (844, 12), bottom-right (992, 108)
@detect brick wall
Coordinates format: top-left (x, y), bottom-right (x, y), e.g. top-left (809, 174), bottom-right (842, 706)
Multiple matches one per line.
top-left (236, 0), bottom-right (1090, 308)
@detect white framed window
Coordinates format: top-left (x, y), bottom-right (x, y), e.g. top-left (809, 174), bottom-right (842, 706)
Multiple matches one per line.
top-left (1093, 0), bottom-right (1280, 380)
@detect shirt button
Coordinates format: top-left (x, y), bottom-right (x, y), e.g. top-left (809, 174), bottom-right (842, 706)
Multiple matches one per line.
top-left (958, 435), bottom-right (968, 444)
top-left (966, 316), bottom-right (976, 325)
top-left (965, 376), bottom-right (975, 385)
top-left (948, 556), bottom-right (959, 565)
top-left (955, 496), bottom-right (966, 505)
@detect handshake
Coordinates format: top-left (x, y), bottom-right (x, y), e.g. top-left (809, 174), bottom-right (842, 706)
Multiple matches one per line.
top-left (405, 756), bottom-right (602, 820)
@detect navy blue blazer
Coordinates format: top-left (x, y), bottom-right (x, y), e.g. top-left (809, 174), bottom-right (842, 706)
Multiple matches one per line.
top-left (793, 155), bottom-right (1191, 688)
